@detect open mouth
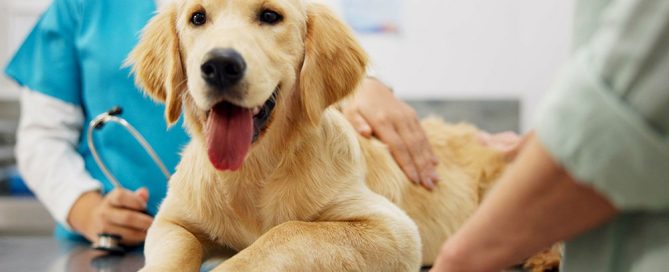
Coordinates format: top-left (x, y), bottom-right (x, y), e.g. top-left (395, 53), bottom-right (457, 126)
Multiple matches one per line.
top-left (251, 89), bottom-right (278, 141)
top-left (205, 87), bottom-right (278, 171)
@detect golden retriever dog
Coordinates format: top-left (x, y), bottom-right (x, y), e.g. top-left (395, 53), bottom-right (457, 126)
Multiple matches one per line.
top-left (127, 0), bottom-right (559, 271)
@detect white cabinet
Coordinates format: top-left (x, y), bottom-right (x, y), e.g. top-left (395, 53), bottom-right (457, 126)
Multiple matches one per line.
top-left (0, 0), bottom-right (51, 100)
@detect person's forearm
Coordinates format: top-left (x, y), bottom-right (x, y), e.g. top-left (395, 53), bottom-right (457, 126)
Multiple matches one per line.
top-left (434, 137), bottom-right (618, 271)
top-left (16, 89), bottom-right (102, 227)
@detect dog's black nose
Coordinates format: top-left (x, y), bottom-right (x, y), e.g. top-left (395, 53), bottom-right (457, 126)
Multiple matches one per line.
top-left (201, 49), bottom-right (246, 89)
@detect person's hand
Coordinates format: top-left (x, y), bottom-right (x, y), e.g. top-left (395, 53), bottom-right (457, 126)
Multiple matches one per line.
top-left (342, 77), bottom-right (440, 189)
top-left (477, 131), bottom-right (532, 161)
top-left (68, 188), bottom-right (154, 246)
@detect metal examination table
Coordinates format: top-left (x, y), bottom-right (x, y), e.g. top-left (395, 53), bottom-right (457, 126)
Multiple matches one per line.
top-left (0, 236), bottom-right (238, 272)
top-left (0, 236), bottom-right (444, 272)
top-left (0, 236), bottom-right (144, 272)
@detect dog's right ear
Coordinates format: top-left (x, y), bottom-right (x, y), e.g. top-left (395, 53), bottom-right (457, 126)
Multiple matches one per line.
top-left (126, 4), bottom-right (185, 126)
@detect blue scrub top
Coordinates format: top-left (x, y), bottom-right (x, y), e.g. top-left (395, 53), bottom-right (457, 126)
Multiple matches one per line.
top-left (4, 0), bottom-right (190, 240)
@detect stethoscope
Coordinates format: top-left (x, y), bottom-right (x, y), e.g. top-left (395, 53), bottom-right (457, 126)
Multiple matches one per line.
top-left (86, 106), bottom-right (170, 254)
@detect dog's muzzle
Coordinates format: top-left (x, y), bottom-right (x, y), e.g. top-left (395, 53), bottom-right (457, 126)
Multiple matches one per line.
top-left (201, 48), bottom-right (246, 91)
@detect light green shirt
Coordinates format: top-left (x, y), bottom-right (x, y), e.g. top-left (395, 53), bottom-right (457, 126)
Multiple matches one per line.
top-left (536, 0), bottom-right (669, 271)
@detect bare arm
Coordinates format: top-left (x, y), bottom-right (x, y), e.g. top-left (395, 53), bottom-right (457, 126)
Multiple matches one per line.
top-left (431, 136), bottom-right (618, 272)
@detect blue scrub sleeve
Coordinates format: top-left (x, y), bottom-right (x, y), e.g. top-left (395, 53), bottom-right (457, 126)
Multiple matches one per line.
top-left (4, 0), bottom-right (82, 105)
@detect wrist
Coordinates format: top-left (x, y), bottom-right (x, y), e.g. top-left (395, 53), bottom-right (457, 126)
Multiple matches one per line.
top-left (67, 190), bottom-right (103, 239)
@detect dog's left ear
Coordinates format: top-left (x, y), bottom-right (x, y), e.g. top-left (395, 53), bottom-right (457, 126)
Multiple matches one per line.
top-left (126, 4), bottom-right (185, 126)
top-left (299, 3), bottom-right (368, 125)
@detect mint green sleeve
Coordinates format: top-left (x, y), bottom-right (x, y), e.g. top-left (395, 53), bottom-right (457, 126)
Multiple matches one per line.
top-left (535, 0), bottom-right (669, 211)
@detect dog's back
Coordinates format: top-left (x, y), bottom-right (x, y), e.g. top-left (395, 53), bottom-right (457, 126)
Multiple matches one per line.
top-left (359, 117), bottom-right (507, 264)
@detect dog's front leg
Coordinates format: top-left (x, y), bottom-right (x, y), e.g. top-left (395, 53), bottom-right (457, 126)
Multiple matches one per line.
top-left (140, 218), bottom-right (205, 272)
top-left (212, 214), bottom-right (421, 272)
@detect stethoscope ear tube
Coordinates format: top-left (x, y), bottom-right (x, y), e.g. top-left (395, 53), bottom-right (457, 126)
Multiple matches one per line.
top-left (87, 106), bottom-right (171, 253)
top-left (87, 106), bottom-right (171, 187)
top-left (92, 106), bottom-right (122, 129)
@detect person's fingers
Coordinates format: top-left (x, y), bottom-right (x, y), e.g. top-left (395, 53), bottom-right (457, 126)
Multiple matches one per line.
top-left (396, 120), bottom-right (436, 189)
top-left (502, 133), bottom-right (521, 149)
top-left (494, 131), bottom-right (521, 146)
top-left (478, 131), bottom-right (526, 161)
top-left (98, 224), bottom-right (147, 246)
top-left (502, 131), bottom-right (534, 161)
top-left (105, 208), bottom-right (153, 232)
top-left (477, 131), bottom-right (492, 145)
top-left (107, 189), bottom-right (147, 211)
top-left (374, 123), bottom-right (421, 184)
top-left (410, 120), bottom-right (440, 182)
top-left (345, 111), bottom-right (373, 138)
top-left (134, 187), bottom-right (150, 203)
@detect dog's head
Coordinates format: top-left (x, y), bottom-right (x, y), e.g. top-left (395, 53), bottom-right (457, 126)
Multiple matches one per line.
top-left (127, 0), bottom-right (367, 171)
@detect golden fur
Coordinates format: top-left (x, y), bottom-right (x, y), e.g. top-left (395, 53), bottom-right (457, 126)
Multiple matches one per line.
top-left (127, 0), bottom-right (553, 271)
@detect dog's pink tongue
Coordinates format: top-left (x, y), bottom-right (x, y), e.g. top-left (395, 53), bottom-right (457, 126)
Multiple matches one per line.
top-left (206, 103), bottom-right (254, 171)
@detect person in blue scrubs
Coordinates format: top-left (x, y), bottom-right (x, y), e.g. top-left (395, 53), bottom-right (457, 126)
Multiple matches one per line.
top-left (6, 0), bottom-right (188, 244)
top-left (5, 0), bottom-right (443, 245)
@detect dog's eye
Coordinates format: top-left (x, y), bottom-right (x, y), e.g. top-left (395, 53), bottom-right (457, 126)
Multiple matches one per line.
top-left (191, 11), bottom-right (207, 26)
top-left (259, 10), bottom-right (282, 25)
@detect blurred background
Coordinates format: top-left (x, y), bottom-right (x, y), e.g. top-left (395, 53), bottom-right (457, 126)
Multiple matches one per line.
top-left (0, 0), bottom-right (572, 238)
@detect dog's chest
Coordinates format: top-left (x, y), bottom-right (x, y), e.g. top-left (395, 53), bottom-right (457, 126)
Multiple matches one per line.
top-left (208, 183), bottom-right (329, 249)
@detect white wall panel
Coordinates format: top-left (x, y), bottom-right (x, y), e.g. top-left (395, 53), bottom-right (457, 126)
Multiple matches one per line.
top-left (0, 0), bottom-right (51, 100)
top-left (324, 0), bottom-right (574, 129)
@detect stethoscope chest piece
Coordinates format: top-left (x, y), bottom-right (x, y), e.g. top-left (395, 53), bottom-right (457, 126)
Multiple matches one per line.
top-left (92, 233), bottom-right (124, 254)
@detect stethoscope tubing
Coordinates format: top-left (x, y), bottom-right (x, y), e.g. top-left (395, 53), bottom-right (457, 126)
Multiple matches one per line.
top-left (86, 108), bottom-right (171, 189)
top-left (86, 107), bottom-right (170, 254)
